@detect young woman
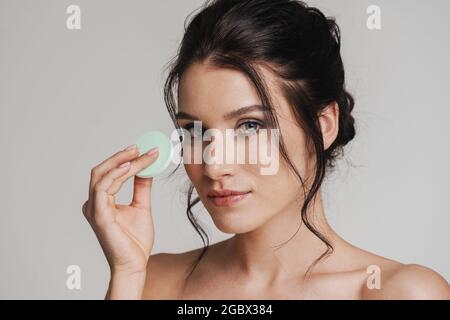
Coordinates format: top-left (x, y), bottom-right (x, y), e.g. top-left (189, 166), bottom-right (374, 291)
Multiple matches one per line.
top-left (82, 0), bottom-right (450, 299)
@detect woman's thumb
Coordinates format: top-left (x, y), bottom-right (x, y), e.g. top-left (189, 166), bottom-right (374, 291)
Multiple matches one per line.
top-left (131, 176), bottom-right (153, 210)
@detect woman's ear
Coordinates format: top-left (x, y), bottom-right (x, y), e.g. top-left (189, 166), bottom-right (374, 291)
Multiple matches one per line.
top-left (318, 101), bottom-right (339, 151)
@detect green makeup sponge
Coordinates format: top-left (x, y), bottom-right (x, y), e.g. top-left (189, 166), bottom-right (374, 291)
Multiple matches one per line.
top-left (135, 131), bottom-right (174, 178)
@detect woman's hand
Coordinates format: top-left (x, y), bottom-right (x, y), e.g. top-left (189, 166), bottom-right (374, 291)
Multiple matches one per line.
top-left (82, 144), bottom-right (159, 279)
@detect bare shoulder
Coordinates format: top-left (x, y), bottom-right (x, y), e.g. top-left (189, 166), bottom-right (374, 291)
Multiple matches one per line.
top-left (362, 262), bottom-right (450, 300)
top-left (142, 248), bottom-right (204, 299)
top-left (338, 243), bottom-right (450, 300)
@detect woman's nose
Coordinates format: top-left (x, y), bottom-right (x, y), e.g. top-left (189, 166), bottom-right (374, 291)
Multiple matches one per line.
top-left (204, 161), bottom-right (235, 180)
top-left (203, 138), bottom-right (236, 180)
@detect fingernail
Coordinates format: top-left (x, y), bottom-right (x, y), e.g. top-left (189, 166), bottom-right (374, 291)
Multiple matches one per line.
top-left (119, 161), bottom-right (131, 168)
top-left (124, 144), bottom-right (137, 151)
top-left (146, 147), bottom-right (159, 156)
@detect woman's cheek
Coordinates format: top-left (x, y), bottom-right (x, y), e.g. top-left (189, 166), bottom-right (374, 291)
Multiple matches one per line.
top-left (184, 164), bottom-right (202, 186)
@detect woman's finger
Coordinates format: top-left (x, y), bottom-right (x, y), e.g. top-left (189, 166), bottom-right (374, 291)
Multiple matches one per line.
top-left (129, 149), bottom-right (159, 211)
top-left (130, 176), bottom-right (154, 211)
top-left (82, 199), bottom-right (94, 223)
top-left (89, 145), bottom-right (139, 196)
top-left (107, 148), bottom-right (160, 196)
top-left (82, 200), bottom-right (88, 216)
top-left (93, 162), bottom-right (132, 221)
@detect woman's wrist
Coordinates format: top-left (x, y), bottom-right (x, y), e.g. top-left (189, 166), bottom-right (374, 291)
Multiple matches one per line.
top-left (106, 270), bottom-right (147, 300)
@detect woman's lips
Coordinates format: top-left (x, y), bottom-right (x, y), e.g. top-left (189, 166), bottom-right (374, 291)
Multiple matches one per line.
top-left (208, 191), bottom-right (251, 207)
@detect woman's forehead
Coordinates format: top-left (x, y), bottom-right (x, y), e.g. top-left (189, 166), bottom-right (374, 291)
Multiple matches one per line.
top-left (179, 63), bottom-right (259, 109)
top-left (178, 62), bottom-right (291, 120)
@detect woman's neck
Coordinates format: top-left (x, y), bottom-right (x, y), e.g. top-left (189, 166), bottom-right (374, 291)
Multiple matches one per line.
top-left (225, 191), bottom-right (341, 285)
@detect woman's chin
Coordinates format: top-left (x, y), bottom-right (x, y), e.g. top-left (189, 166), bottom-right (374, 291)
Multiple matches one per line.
top-left (214, 222), bottom-right (256, 234)
top-left (209, 212), bottom-right (264, 234)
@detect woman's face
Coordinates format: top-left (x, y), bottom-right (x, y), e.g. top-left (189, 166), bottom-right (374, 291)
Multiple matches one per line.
top-left (177, 61), bottom-right (315, 234)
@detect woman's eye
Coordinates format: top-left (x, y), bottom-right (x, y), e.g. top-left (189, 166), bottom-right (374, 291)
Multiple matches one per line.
top-left (183, 124), bottom-right (204, 139)
top-left (181, 120), bottom-right (263, 140)
top-left (237, 120), bottom-right (262, 135)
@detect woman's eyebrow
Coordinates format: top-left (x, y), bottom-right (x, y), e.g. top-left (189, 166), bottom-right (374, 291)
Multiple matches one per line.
top-left (176, 104), bottom-right (270, 121)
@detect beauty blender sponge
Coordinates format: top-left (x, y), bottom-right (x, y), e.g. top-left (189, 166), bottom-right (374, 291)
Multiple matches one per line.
top-left (135, 131), bottom-right (174, 178)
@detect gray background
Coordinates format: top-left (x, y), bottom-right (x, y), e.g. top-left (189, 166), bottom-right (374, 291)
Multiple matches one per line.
top-left (1, 0), bottom-right (449, 299)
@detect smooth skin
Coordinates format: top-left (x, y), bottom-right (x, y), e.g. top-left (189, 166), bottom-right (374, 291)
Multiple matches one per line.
top-left (82, 146), bottom-right (159, 299)
top-left (83, 61), bottom-right (450, 300)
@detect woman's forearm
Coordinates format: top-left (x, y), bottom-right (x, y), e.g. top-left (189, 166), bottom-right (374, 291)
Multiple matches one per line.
top-left (105, 270), bottom-right (147, 300)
